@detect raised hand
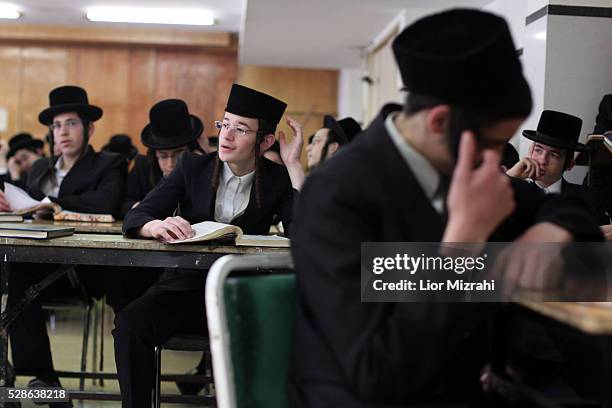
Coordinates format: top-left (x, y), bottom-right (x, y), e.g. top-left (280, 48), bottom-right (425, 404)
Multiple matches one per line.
top-left (506, 157), bottom-right (541, 180)
top-left (443, 131), bottom-right (515, 242)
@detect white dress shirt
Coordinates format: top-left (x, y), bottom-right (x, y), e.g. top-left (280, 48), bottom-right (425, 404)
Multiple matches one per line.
top-left (214, 162), bottom-right (255, 223)
top-left (385, 113), bottom-right (446, 214)
top-left (41, 157), bottom-right (69, 198)
top-left (532, 178), bottom-right (562, 194)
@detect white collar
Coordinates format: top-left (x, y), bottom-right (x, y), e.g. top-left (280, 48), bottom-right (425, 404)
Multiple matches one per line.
top-left (221, 162), bottom-right (255, 184)
top-left (384, 112), bottom-right (441, 200)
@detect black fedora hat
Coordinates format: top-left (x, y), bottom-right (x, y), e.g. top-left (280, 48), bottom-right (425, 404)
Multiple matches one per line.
top-left (225, 84), bottom-right (287, 133)
top-left (102, 134), bottom-right (138, 160)
top-left (323, 115), bottom-right (362, 144)
top-left (7, 132), bottom-right (44, 159)
top-left (522, 110), bottom-right (586, 151)
top-left (141, 99), bottom-right (203, 150)
top-left (392, 9), bottom-right (532, 118)
top-left (38, 85), bottom-right (103, 125)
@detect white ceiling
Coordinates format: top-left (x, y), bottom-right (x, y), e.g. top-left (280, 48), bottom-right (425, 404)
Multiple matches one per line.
top-left (241, 0), bottom-right (493, 69)
top-left (4, 0), bottom-right (493, 69)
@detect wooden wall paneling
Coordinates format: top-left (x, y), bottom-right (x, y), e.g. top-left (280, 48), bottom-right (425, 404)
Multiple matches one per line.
top-left (65, 45), bottom-right (131, 151)
top-left (0, 46), bottom-right (22, 140)
top-left (154, 49), bottom-right (237, 137)
top-left (126, 48), bottom-right (156, 154)
top-left (19, 46), bottom-right (68, 144)
top-left (211, 52), bottom-right (238, 134)
top-left (238, 65), bottom-right (339, 167)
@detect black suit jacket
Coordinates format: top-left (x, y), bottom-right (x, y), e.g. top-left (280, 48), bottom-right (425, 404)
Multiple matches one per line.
top-left (120, 154), bottom-right (157, 219)
top-left (594, 94), bottom-right (612, 134)
top-left (562, 179), bottom-right (609, 224)
top-left (26, 146), bottom-right (126, 217)
top-left (290, 105), bottom-right (603, 408)
top-left (123, 152), bottom-right (296, 237)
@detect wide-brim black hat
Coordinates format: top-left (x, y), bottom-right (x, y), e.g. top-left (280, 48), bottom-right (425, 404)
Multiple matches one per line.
top-left (225, 84), bottom-right (287, 133)
top-left (522, 110), bottom-right (586, 151)
top-left (392, 9), bottom-right (532, 118)
top-left (7, 132), bottom-right (44, 159)
top-left (102, 134), bottom-right (138, 160)
top-left (141, 99), bottom-right (203, 150)
top-left (323, 115), bottom-right (362, 144)
top-left (38, 85), bottom-right (103, 125)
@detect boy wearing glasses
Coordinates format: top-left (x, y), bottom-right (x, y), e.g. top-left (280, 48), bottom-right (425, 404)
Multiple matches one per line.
top-left (115, 83), bottom-right (304, 407)
top-left (5, 86), bottom-right (125, 404)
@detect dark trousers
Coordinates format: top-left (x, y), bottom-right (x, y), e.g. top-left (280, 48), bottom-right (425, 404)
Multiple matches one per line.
top-left (8, 263), bottom-right (102, 381)
top-left (8, 263), bottom-right (158, 382)
top-left (112, 285), bottom-right (206, 408)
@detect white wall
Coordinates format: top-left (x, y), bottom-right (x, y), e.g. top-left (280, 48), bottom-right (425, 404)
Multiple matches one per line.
top-left (519, 0), bottom-right (612, 182)
top-left (484, 0), bottom-right (528, 50)
top-left (337, 69), bottom-right (366, 126)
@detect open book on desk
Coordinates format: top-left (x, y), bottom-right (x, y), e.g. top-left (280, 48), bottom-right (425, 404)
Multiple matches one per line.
top-left (168, 221), bottom-right (290, 247)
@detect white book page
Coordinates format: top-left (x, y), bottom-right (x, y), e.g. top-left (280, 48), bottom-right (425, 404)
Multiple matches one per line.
top-left (4, 182), bottom-right (51, 211)
top-left (168, 221), bottom-right (239, 244)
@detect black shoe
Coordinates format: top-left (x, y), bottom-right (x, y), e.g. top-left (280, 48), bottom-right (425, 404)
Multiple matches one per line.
top-left (27, 378), bottom-right (73, 408)
top-left (176, 367), bottom-right (206, 396)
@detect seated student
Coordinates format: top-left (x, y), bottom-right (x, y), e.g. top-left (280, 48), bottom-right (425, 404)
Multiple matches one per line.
top-left (507, 110), bottom-right (609, 224)
top-left (115, 84), bottom-right (305, 407)
top-left (120, 99), bottom-right (203, 218)
top-left (305, 115), bottom-right (361, 171)
top-left (0, 132), bottom-right (45, 187)
top-left (102, 134), bottom-right (138, 167)
top-left (4, 85), bottom-right (125, 405)
top-left (290, 9), bottom-right (602, 408)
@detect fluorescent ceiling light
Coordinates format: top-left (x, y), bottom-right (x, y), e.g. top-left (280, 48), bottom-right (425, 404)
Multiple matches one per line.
top-left (0, 3), bottom-right (20, 19)
top-left (86, 6), bottom-right (215, 26)
top-left (534, 31), bottom-right (546, 40)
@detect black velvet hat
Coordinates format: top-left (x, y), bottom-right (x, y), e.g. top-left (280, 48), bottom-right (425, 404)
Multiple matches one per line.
top-left (225, 84), bottom-right (287, 133)
top-left (392, 8), bottom-right (532, 118)
top-left (102, 134), bottom-right (138, 160)
top-left (323, 115), bottom-right (362, 144)
top-left (6, 132), bottom-right (44, 159)
top-left (522, 110), bottom-right (586, 151)
top-left (38, 85), bottom-right (103, 125)
top-left (141, 99), bottom-right (203, 150)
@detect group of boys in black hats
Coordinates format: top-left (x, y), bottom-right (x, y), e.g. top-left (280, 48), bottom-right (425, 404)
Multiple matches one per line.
top-left (0, 6), bottom-right (609, 408)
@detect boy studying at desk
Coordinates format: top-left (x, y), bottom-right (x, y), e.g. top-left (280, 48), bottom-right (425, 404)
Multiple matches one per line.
top-left (117, 83), bottom-right (304, 407)
top-left (4, 85), bottom-right (125, 407)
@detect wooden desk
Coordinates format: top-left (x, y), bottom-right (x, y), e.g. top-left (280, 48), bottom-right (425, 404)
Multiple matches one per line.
top-left (30, 219), bottom-right (124, 234)
top-left (517, 301), bottom-right (612, 407)
top-left (0, 233), bottom-right (288, 405)
top-left (519, 301), bottom-right (612, 336)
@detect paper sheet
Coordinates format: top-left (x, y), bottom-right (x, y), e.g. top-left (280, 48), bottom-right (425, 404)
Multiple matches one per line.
top-left (3, 182), bottom-right (51, 211)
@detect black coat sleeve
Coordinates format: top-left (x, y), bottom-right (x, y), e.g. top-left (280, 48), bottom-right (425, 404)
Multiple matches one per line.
top-left (53, 154), bottom-right (126, 217)
top-left (120, 156), bottom-right (152, 219)
top-left (497, 178), bottom-right (603, 241)
top-left (122, 156), bottom-right (187, 237)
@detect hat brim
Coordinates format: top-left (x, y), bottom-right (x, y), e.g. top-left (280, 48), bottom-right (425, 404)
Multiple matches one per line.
top-left (141, 115), bottom-right (203, 150)
top-left (7, 139), bottom-right (44, 159)
top-left (38, 103), bottom-right (103, 125)
top-left (522, 130), bottom-right (587, 152)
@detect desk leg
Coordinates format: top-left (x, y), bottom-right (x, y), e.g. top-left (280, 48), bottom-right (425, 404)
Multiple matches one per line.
top-left (603, 336), bottom-right (612, 408)
top-left (0, 256), bottom-right (14, 408)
